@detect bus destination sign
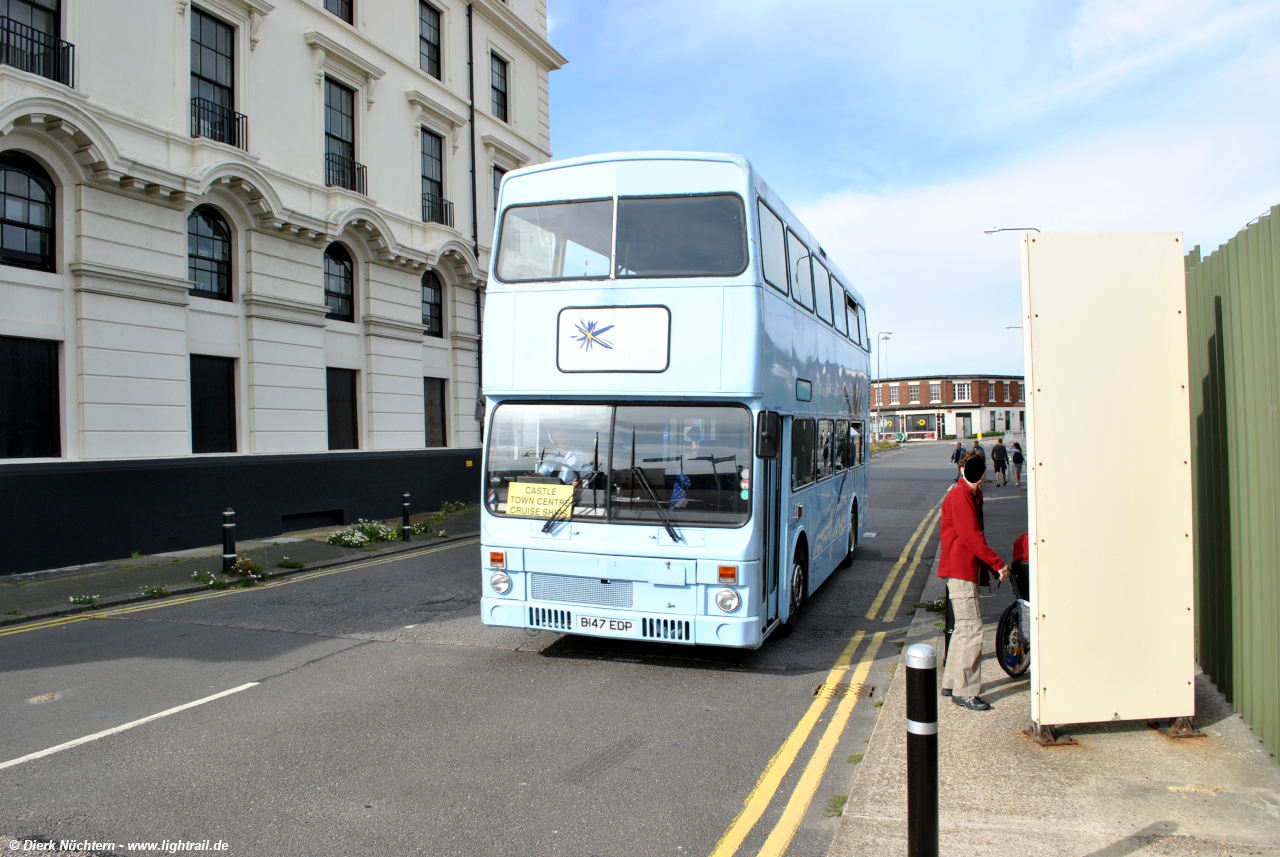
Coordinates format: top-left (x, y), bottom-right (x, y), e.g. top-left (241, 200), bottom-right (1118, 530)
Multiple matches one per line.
top-left (505, 481), bottom-right (574, 517)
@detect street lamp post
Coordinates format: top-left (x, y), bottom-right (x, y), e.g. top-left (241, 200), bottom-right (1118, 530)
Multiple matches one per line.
top-left (876, 331), bottom-right (892, 440)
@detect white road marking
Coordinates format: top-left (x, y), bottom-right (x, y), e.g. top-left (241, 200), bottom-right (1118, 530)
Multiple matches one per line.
top-left (0, 682), bottom-right (258, 771)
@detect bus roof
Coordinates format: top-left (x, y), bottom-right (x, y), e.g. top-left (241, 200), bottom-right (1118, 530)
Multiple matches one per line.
top-left (504, 151), bottom-right (865, 308)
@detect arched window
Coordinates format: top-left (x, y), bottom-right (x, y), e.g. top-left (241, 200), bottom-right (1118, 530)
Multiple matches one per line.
top-left (0, 151), bottom-right (55, 272)
top-left (324, 243), bottom-right (354, 322)
top-left (187, 205), bottom-right (232, 300)
top-left (421, 270), bottom-right (443, 337)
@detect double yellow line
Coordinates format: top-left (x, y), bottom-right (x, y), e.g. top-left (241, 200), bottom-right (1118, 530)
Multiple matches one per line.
top-left (710, 630), bottom-right (886, 857)
top-left (0, 538), bottom-right (479, 638)
top-left (710, 498), bottom-right (946, 857)
top-left (865, 493), bottom-right (946, 623)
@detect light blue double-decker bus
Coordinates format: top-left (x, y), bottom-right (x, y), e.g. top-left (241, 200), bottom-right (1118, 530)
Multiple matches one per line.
top-left (479, 152), bottom-right (872, 648)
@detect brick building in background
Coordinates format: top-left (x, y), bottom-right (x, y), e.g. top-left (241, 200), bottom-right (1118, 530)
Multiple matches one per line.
top-left (872, 374), bottom-right (1025, 439)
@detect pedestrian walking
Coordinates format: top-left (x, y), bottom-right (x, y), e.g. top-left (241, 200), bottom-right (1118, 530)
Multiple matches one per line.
top-left (971, 439), bottom-right (986, 463)
top-left (949, 441), bottom-right (964, 480)
top-left (990, 438), bottom-right (1008, 486)
top-left (1011, 442), bottom-right (1025, 487)
top-left (938, 452), bottom-right (1009, 711)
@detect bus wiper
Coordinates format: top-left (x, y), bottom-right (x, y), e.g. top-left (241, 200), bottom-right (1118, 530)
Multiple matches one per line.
top-left (540, 471), bottom-right (602, 533)
top-left (630, 466), bottom-right (682, 543)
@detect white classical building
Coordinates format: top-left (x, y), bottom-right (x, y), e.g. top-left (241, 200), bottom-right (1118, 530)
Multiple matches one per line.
top-left (0, 0), bottom-right (564, 462)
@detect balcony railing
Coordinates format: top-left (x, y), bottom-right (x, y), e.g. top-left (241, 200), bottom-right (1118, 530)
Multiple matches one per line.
top-left (191, 98), bottom-right (248, 151)
top-left (0, 17), bottom-right (73, 88)
top-left (422, 193), bottom-right (454, 227)
top-left (325, 152), bottom-right (366, 195)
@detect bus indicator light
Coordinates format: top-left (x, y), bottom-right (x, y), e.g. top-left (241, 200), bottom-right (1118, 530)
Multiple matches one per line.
top-left (718, 565), bottom-right (737, 584)
top-left (489, 551), bottom-right (506, 570)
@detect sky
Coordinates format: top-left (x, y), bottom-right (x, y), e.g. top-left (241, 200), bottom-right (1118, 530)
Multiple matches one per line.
top-left (542, 0), bottom-right (1280, 377)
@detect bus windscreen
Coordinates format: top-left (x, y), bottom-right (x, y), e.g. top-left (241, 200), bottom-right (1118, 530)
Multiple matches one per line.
top-left (485, 403), bottom-right (752, 527)
top-left (495, 193), bottom-right (747, 282)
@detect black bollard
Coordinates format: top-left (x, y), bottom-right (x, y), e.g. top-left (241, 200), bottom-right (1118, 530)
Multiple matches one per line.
top-left (402, 492), bottom-right (411, 541)
top-left (222, 508), bottom-right (236, 575)
top-left (905, 643), bottom-right (939, 857)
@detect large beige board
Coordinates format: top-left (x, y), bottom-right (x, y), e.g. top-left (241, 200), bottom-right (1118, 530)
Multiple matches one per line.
top-left (1022, 233), bottom-right (1195, 726)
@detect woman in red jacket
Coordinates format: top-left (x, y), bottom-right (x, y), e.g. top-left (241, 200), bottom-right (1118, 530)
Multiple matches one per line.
top-left (939, 453), bottom-right (1009, 710)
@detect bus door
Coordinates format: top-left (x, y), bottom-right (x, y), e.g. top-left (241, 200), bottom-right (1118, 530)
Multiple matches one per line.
top-left (757, 411), bottom-right (783, 627)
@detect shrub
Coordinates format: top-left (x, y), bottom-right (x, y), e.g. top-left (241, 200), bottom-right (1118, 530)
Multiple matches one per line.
top-left (142, 586), bottom-right (169, 599)
top-left (233, 556), bottom-right (264, 577)
top-left (209, 578), bottom-right (229, 590)
top-left (327, 519), bottom-right (399, 547)
top-left (70, 594), bottom-right (100, 607)
top-left (276, 559), bottom-right (305, 569)
top-left (407, 520), bottom-right (436, 536)
top-left (191, 570), bottom-right (215, 584)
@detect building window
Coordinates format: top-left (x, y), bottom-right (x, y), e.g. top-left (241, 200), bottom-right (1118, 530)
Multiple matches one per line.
top-left (0, 151), bottom-right (54, 272)
top-left (421, 270), bottom-right (443, 337)
top-left (990, 411), bottom-right (997, 432)
top-left (323, 243), bottom-right (354, 322)
top-left (873, 386), bottom-right (881, 407)
top-left (421, 128), bottom-right (450, 225)
top-left (929, 382), bottom-right (941, 403)
top-left (187, 205), bottom-right (231, 300)
top-left (1019, 410), bottom-right (1025, 429)
top-left (490, 53), bottom-right (508, 121)
top-left (0, 0), bottom-right (72, 87)
top-left (326, 367), bottom-right (358, 450)
top-left (1018, 383), bottom-right (1024, 402)
top-left (324, 78), bottom-right (364, 193)
top-left (889, 386), bottom-right (900, 405)
top-left (0, 334), bottom-right (60, 458)
top-left (419, 2), bottom-right (440, 79)
top-left (323, 0), bottom-right (352, 24)
top-left (1003, 383), bottom-right (1011, 402)
top-left (493, 166), bottom-right (505, 212)
top-left (424, 377), bottom-right (446, 447)
top-left (955, 382), bottom-right (970, 402)
top-left (988, 383), bottom-right (996, 402)
top-left (189, 9), bottom-right (245, 149)
top-left (190, 355), bottom-right (236, 453)
top-left (908, 383), bottom-right (919, 404)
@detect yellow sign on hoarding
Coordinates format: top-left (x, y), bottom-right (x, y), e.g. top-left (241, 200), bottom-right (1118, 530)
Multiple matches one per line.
top-left (505, 481), bottom-right (574, 518)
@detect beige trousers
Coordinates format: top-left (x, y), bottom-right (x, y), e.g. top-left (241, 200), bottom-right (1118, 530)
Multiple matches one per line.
top-left (942, 577), bottom-right (984, 697)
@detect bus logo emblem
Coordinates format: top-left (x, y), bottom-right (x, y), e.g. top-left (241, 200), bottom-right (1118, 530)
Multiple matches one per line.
top-left (573, 318), bottom-right (615, 352)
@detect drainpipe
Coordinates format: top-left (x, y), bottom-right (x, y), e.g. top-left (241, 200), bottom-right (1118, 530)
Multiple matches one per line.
top-left (467, 4), bottom-right (484, 438)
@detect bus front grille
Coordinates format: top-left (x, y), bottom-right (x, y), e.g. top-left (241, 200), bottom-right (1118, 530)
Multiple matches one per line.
top-left (530, 573), bottom-right (634, 609)
top-left (528, 606), bottom-right (572, 630)
top-left (641, 617), bottom-right (691, 641)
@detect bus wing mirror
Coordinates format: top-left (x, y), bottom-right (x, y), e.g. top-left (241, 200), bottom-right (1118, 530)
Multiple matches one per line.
top-left (757, 411), bottom-right (781, 460)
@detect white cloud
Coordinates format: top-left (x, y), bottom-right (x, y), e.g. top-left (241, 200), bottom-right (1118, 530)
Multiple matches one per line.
top-left (797, 121), bottom-right (1280, 378)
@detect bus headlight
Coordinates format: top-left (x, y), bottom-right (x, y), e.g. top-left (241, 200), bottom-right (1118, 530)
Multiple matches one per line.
top-left (715, 588), bottom-right (741, 613)
top-left (490, 571), bottom-right (512, 595)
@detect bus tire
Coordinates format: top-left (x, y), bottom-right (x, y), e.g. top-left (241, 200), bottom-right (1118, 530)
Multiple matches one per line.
top-left (777, 546), bottom-right (808, 638)
top-left (838, 502), bottom-right (857, 569)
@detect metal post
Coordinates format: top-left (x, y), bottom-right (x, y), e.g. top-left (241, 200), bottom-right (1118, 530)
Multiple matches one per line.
top-left (905, 643), bottom-right (939, 857)
top-left (221, 508), bottom-right (236, 575)
top-left (402, 492), bottom-right (411, 541)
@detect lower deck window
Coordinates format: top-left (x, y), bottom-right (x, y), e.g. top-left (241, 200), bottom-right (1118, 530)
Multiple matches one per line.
top-left (485, 403), bottom-right (752, 527)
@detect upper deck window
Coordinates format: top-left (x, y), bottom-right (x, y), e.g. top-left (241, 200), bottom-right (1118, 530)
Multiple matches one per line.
top-left (786, 230), bottom-right (814, 311)
top-left (495, 193), bottom-right (747, 283)
top-left (614, 194), bottom-right (746, 278)
top-left (812, 258), bottom-right (833, 325)
top-left (757, 200), bottom-right (787, 295)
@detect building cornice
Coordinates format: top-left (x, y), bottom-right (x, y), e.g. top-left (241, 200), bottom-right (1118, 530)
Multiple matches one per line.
top-left (472, 0), bottom-right (568, 71)
top-left (406, 89), bottom-right (468, 153)
top-left (70, 262), bottom-right (192, 307)
top-left (481, 133), bottom-right (529, 169)
top-left (363, 314), bottom-right (426, 342)
top-left (243, 293), bottom-right (330, 327)
top-left (304, 30), bottom-right (387, 107)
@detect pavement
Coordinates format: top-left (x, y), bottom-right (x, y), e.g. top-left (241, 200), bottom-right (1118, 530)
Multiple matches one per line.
top-left (0, 509), bottom-right (481, 626)
top-left (829, 449), bottom-right (1280, 856)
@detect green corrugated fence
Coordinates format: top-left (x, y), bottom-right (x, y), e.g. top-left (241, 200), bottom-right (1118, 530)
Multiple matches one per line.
top-left (1185, 205), bottom-right (1280, 758)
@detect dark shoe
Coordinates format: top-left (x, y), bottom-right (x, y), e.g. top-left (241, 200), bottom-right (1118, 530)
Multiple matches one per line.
top-left (940, 688), bottom-right (952, 697)
top-left (952, 695), bottom-right (991, 711)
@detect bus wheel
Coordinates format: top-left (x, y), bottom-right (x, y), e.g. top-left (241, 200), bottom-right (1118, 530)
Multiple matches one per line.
top-left (838, 503), bottom-right (857, 569)
top-left (777, 550), bottom-right (807, 637)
